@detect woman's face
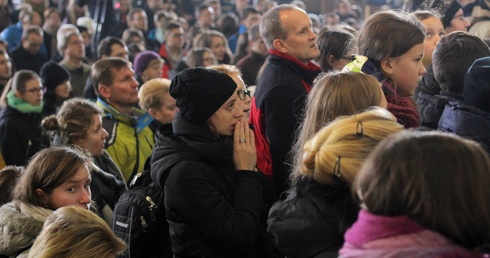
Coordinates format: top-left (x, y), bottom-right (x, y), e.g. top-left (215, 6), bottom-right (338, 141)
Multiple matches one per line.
top-left (208, 74), bottom-right (251, 136)
top-left (445, 9), bottom-right (470, 34)
top-left (17, 78), bottom-right (43, 106)
top-left (75, 114), bottom-right (108, 156)
top-left (210, 36), bottom-right (226, 62)
top-left (151, 93), bottom-right (178, 124)
top-left (54, 80), bottom-right (71, 99)
top-left (142, 62), bottom-right (163, 81)
top-left (202, 51), bottom-right (217, 67)
top-left (421, 16), bottom-right (444, 67)
top-left (43, 164), bottom-right (92, 210)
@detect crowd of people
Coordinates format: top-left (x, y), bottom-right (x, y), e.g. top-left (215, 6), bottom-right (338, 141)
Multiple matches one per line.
top-left (0, 0), bottom-right (490, 257)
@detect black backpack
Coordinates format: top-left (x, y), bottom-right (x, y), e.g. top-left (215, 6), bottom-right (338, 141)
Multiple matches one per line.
top-left (112, 169), bottom-right (171, 258)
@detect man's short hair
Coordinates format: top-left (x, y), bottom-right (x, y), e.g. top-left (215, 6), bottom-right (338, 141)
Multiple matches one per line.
top-left (260, 4), bottom-right (297, 49)
top-left (433, 31), bottom-right (490, 95)
top-left (195, 4), bottom-right (211, 18)
top-left (241, 6), bottom-right (259, 20)
top-left (97, 36), bottom-right (125, 59)
top-left (92, 58), bottom-right (132, 97)
top-left (21, 25), bottom-right (43, 40)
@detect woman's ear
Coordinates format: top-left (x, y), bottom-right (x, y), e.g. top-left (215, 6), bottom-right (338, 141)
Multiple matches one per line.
top-left (35, 189), bottom-right (49, 203)
top-left (381, 57), bottom-right (394, 75)
top-left (147, 107), bottom-right (158, 119)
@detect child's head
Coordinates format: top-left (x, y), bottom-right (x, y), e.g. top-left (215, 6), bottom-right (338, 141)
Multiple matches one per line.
top-left (433, 31), bottom-right (490, 96)
top-left (412, 10), bottom-right (445, 67)
top-left (29, 206), bottom-right (126, 257)
top-left (464, 57), bottom-right (490, 113)
top-left (314, 28), bottom-right (356, 72)
top-left (300, 107), bottom-right (402, 185)
top-left (355, 130), bottom-right (490, 249)
top-left (292, 71), bottom-right (389, 181)
top-left (357, 10), bottom-right (426, 96)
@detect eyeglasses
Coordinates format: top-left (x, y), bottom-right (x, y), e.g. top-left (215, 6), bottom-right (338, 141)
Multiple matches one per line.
top-left (21, 87), bottom-right (45, 94)
top-left (340, 55), bottom-right (356, 62)
top-left (236, 89), bottom-right (251, 100)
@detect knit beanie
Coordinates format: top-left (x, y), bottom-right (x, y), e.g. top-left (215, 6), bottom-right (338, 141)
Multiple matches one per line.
top-left (412, 0), bottom-right (462, 28)
top-left (464, 57), bottom-right (490, 113)
top-left (133, 51), bottom-right (162, 77)
top-left (40, 61), bottom-right (70, 92)
top-left (170, 67), bottom-right (237, 124)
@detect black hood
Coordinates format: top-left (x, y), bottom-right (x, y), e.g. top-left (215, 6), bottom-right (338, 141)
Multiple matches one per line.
top-left (150, 113), bottom-right (233, 189)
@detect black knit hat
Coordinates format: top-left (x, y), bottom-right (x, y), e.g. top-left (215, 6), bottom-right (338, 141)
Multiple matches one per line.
top-left (412, 0), bottom-right (462, 28)
top-left (40, 61), bottom-right (70, 91)
top-left (464, 57), bottom-right (490, 113)
top-left (170, 67), bottom-right (237, 124)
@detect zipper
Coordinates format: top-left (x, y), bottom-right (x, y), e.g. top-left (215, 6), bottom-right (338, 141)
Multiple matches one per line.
top-left (146, 196), bottom-right (158, 221)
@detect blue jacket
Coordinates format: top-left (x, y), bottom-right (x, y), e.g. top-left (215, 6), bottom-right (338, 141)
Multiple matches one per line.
top-left (438, 101), bottom-right (490, 153)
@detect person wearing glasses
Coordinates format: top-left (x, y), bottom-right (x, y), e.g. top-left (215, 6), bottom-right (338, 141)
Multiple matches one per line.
top-left (150, 66), bottom-right (275, 257)
top-left (0, 70), bottom-right (45, 166)
top-left (314, 28), bottom-right (356, 73)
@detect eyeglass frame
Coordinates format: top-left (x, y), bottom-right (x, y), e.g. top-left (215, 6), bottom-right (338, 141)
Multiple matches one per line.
top-left (236, 89), bottom-right (251, 101)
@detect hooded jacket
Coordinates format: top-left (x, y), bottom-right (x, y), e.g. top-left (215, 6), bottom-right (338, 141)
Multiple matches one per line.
top-left (0, 201), bottom-right (53, 257)
top-left (150, 114), bottom-right (275, 258)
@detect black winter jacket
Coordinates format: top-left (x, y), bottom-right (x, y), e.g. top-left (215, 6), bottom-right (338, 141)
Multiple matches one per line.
top-left (267, 176), bottom-right (359, 258)
top-left (438, 101), bottom-right (490, 153)
top-left (150, 114), bottom-right (276, 258)
top-left (0, 106), bottom-right (44, 166)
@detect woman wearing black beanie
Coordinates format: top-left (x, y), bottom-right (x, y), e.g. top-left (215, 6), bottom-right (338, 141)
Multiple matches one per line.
top-left (150, 65), bottom-right (275, 257)
top-left (40, 61), bottom-right (71, 117)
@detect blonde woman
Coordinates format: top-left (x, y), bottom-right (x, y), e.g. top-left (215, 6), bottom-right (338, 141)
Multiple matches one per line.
top-left (138, 78), bottom-right (178, 132)
top-left (29, 206), bottom-right (126, 258)
top-left (267, 107), bottom-right (403, 257)
top-left (292, 71), bottom-right (387, 184)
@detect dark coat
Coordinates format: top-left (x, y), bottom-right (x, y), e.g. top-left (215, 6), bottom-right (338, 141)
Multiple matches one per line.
top-left (0, 106), bottom-right (44, 166)
top-left (267, 176), bottom-right (359, 258)
top-left (438, 101), bottom-right (490, 153)
top-left (416, 90), bottom-right (462, 130)
top-left (150, 114), bottom-right (276, 258)
top-left (10, 45), bottom-right (48, 75)
top-left (249, 50), bottom-right (321, 198)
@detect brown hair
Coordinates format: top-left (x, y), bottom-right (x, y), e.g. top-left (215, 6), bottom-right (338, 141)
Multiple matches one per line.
top-left (291, 71), bottom-right (384, 182)
top-left (0, 70), bottom-right (41, 107)
top-left (355, 130), bottom-right (490, 249)
top-left (12, 147), bottom-right (91, 209)
top-left (357, 10), bottom-right (425, 62)
top-left (91, 57), bottom-right (132, 97)
top-left (0, 166), bottom-right (22, 205)
top-left (42, 98), bottom-right (103, 145)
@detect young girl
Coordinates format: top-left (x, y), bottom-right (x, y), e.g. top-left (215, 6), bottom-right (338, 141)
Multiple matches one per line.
top-left (340, 131), bottom-right (490, 257)
top-left (0, 147), bottom-right (92, 257)
top-left (345, 10), bottom-right (426, 128)
top-left (0, 70), bottom-right (45, 166)
top-left (413, 10), bottom-right (445, 68)
top-left (292, 71), bottom-right (387, 182)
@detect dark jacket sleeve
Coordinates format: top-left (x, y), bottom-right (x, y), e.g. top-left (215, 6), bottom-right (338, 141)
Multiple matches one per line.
top-left (262, 86), bottom-right (304, 196)
top-left (0, 118), bottom-right (29, 166)
top-left (165, 161), bottom-right (264, 254)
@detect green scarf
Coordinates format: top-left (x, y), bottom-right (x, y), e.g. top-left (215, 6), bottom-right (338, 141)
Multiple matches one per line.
top-left (7, 90), bottom-right (44, 113)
